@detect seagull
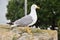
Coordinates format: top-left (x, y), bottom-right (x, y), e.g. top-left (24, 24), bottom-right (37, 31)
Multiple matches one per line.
top-left (11, 4), bottom-right (40, 34)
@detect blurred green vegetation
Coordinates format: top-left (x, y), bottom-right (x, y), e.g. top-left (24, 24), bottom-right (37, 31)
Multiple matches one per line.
top-left (6, 0), bottom-right (25, 22)
top-left (6, 0), bottom-right (60, 40)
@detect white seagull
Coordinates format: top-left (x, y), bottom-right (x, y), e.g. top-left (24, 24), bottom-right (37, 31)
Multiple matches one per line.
top-left (11, 4), bottom-right (40, 34)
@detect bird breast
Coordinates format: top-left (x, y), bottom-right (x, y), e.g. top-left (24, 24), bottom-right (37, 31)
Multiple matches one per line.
top-left (28, 13), bottom-right (37, 26)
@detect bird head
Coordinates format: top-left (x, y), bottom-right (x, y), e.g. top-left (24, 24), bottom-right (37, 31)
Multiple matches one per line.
top-left (31, 4), bottom-right (40, 9)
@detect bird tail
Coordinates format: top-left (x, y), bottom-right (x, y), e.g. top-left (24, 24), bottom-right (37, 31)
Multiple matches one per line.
top-left (10, 25), bottom-right (17, 30)
top-left (11, 25), bottom-right (16, 27)
top-left (7, 22), bottom-right (13, 25)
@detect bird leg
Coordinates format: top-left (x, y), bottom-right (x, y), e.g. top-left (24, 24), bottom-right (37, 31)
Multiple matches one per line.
top-left (25, 26), bottom-right (32, 35)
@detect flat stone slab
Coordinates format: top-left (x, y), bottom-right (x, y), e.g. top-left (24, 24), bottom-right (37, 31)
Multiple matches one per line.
top-left (0, 24), bottom-right (58, 40)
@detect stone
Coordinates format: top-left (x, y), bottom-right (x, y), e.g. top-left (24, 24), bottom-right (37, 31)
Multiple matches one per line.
top-left (0, 24), bottom-right (58, 40)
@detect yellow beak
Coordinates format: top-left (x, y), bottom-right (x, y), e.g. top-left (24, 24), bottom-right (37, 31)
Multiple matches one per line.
top-left (36, 6), bottom-right (40, 9)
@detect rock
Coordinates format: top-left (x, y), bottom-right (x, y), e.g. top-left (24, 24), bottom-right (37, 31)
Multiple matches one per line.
top-left (0, 24), bottom-right (58, 40)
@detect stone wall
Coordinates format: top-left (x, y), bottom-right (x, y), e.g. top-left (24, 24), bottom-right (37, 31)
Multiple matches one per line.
top-left (0, 24), bottom-right (58, 40)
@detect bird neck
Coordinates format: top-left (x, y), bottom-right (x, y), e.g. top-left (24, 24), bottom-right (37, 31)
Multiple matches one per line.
top-left (29, 8), bottom-right (37, 22)
top-left (29, 8), bottom-right (37, 17)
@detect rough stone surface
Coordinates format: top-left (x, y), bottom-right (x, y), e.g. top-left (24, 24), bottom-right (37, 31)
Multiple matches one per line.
top-left (0, 24), bottom-right (58, 40)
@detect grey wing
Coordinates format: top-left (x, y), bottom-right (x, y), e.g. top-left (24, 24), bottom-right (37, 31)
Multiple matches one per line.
top-left (14, 15), bottom-right (33, 26)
